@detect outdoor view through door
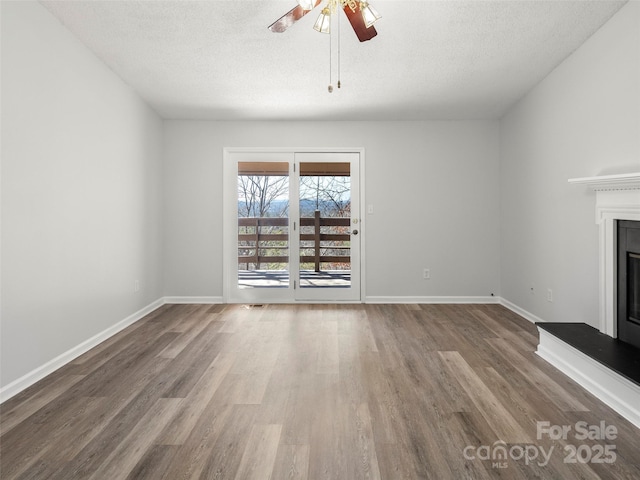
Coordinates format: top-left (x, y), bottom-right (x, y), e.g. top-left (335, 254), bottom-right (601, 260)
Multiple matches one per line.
top-left (237, 161), bottom-right (290, 288)
top-left (299, 162), bottom-right (351, 288)
top-left (227, 150), bottom-right (360, 303)
top-left (237, 162), bottom-right (352, 289)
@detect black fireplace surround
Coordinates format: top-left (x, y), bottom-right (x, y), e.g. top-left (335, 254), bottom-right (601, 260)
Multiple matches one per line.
top-left (618, 220), bottom-right (640, 350)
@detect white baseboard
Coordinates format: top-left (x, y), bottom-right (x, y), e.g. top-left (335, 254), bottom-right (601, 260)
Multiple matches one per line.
top-left (364, 295), bottom-right (501, 304)
top-left (536, 328), bottom-right (640, 429)
top-left (498, 298), bottom-right (546, 324)
top-left (163, 296), bottom-right (224, 304)
top-left (0, 298), bottom-right (165, 404)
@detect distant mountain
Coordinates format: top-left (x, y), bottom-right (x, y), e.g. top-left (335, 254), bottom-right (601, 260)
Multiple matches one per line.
top-left (238, 198), bottom-right (350, 217)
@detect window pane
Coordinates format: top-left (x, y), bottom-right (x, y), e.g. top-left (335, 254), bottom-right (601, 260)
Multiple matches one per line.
top-left (299, 162), bottom-right (351, 288)
top-left (237, 162), bottom-right (289, 288)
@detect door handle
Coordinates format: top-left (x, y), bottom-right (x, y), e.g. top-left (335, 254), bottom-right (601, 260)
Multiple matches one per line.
top-left (351, 229), bottom-right (359, 235)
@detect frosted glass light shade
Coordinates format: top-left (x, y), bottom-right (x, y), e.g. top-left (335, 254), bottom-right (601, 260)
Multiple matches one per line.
top-left (313, 8), bottom-right (331, 34)
top-left (361, 2), bottom-right (381, 28)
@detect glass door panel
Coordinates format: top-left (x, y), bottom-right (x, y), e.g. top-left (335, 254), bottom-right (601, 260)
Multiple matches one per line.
top-left (299, 162), bottom-right (352, 288)
top-left (295, 152), bottom-right (360, 302)
top-left (237, 161), bottom-right (290, 289)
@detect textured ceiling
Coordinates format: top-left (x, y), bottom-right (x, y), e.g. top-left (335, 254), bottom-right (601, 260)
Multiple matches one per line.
top-left (40, 0), bottom-right (627, 120)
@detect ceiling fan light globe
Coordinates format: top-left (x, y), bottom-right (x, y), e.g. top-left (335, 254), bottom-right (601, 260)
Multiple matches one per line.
top-left (313, 8), bottom-right (331, 34)
top-left (297, 0), bottom-right (317, 10)
top-left (360, 2), bottom-right (381, 28)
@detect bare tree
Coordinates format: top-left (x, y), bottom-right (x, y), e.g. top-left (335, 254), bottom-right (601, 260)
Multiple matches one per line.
top-left (238, 175), bottom-right (288, 218)
top-left (299, 175), bottom-right (350, 217)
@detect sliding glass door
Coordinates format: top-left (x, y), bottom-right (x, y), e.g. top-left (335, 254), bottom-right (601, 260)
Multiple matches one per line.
top-left (224, 150), bottom-right (361, 303)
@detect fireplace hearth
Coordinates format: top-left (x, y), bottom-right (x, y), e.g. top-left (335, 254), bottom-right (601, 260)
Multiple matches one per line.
top-left (534, 172), bottom-right (640, 429)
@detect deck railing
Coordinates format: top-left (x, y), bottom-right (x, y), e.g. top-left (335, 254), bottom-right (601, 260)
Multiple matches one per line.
top-left (238, 211), bottom-right (350, 271)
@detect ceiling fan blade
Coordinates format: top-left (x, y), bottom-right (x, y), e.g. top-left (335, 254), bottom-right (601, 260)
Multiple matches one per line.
top-left (268, 0), bottom-right (323, 33)
top-left (342, 2), bottom-right (377, 42)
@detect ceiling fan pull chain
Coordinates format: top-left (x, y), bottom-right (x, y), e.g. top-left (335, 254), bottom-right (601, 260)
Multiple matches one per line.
top-left (337, 3), bottom-right (341, 89)
top-left (328, 4), bottom-right (333, 93)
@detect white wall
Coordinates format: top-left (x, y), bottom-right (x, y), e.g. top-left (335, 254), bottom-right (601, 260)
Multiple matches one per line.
top-left (500, 1), bottom-right (640, 326)
top-left (1, 2), bottom-right (164, 389)
top-left (163, 121), bottom-right (501, 300)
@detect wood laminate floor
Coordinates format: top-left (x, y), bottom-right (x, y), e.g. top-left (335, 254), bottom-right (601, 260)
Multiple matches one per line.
top-left (1, 304), bottom-right (639, 479)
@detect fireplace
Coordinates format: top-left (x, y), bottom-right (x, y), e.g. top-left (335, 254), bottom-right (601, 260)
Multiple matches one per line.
top-left (567, 172), bottom-right (640, 338)
top-left (533, 173), bottom-right (640, 430)
top-left (618, 220), bottom-right (640, 349)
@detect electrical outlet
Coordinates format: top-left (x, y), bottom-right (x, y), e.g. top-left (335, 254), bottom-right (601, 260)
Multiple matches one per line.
top-left (134, 280), bottom-right (140, 293)
top-left (423, 268), bottom-right (430, 280)
top-left (547, 288), bottom-right (553, 302)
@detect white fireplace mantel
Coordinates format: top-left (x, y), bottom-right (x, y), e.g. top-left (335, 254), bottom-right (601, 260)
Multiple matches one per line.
top-left (568, 172), bottom-right (640, 337)
top-left (568, 172), bottom-right (640, 191)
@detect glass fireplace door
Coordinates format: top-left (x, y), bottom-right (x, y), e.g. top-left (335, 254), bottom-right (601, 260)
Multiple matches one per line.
top-left (618, 220), bottom-right (640, 349)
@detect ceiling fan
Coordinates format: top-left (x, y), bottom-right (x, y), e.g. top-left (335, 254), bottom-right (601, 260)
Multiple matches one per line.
top-left (269, 0), bottom-right (381, 42)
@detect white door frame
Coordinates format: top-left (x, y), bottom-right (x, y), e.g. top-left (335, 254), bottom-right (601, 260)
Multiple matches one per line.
top-left (223, 147), bottom-right (366, 303)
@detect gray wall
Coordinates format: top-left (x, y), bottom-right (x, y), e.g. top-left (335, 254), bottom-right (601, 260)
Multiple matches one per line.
top-left (162, 121), bottom-right (501, 300)
top-left (1, 1), bottom-right (164, 387)
top-left (499, 0), bottom-right (640, 327)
